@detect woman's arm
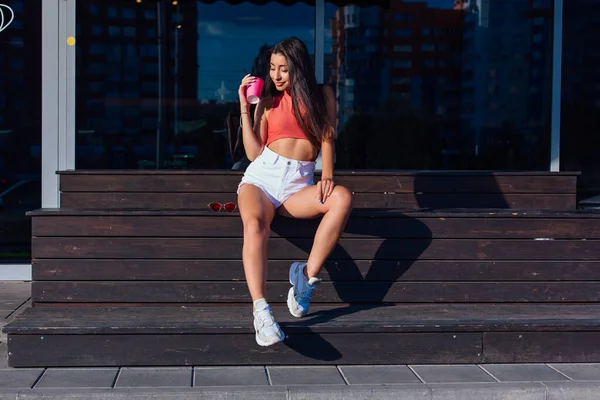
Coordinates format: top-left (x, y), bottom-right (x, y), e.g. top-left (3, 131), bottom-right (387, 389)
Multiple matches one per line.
top-left (318, 84), bottom-right (337, 203)
top-left (238, 75), bottom-right (268, 161)
top-left (320, 84), bottom-right (336, 179)
top-left (240, 99), bottom-right (269, 161)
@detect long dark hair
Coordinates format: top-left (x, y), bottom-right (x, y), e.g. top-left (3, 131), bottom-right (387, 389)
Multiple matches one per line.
top-left (263, 37), bottom-right (333, 151)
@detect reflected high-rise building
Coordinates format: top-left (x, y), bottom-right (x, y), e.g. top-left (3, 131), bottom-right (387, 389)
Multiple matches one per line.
top-left (76, 1), bottom-right (198, 146)
top-left (562, 0), bottom-right (600, 109)
top-left (560, 0), bottom-right (600, 189)
top-left (330, 0), bottom-right (553, 165)
top-left (457, 0), bottom-right (553, 158)
top-left (329, 2), bottom-right (464, 144)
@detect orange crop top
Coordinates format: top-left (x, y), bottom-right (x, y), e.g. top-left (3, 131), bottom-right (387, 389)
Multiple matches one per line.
top-left (265, 91), bottom-right (309, 147)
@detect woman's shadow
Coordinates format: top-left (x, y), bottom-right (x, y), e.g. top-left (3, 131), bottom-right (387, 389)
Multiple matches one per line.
top-left (270, 208), bottom-right (432, 361)
top-left (269, 171), bottom-right (509, 361)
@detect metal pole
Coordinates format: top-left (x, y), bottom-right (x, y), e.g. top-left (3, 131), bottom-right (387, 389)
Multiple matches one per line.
top-left (41, 0), bottom-right (60, 208)
top-left (549, 0), bottom-right (563, 171)
top-left (174, 5), bottom-right (179, 138)
top-left (156, 1), bottom-right (166, 169)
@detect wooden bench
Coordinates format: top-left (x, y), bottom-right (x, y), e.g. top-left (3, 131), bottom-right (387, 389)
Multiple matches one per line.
top-left (5, 170), bottom-right (600, 367)
top-left (57, 170), bottom-right (578, 210)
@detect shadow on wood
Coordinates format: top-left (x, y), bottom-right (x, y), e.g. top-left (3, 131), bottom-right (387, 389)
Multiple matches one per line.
top-left (272, 211), bottom-right (432, 361)
top-left (413, 171), bottom-right (509, 210)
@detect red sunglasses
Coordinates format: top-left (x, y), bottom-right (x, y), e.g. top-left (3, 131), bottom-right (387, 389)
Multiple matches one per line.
top-left (208, 202), bottom-right (237, 212)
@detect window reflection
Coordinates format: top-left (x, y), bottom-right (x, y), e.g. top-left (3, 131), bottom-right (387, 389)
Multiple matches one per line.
top-left (0, 0), bottom-right (41, 262)
top-left (561, 0), bottom-right (600, 200)
top-left (327, 0), bottom-right (553, 170)
top-left (75, 0), bottom-right (554, 172)
top-left (75, 0), bottom-right (315, 170)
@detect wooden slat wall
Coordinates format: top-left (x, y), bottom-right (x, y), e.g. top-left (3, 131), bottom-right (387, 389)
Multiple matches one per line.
top-left (31, 281), bottom-right (600, 303)
top-left (32, 259), bottom-right (600, 282)
top-left (59, 192), bottom-right (576, 210)
top-left (8, 332), bottom-right (483, 366)
top-left (8, 301), bottom-right (600, 366)
top-left (9, 331), bottom-right (600, 366)
top-left (9, 171), bottom-right (598, 368)
top-left (31, 237), bottom-right (600, 260)
top-left (32, 214), bottom-right (600, 238)
top-left (31, 211), bottom-right (600, 305)
top-left (58, 171), bottom-right (579, 210)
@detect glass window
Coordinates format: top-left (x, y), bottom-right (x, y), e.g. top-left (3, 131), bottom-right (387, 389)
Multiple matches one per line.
top-left (89, 43), bottom-right (104, 55)
top-left (394, 29), bottom-right (413, 37)
top-left (0, 0), bottom-right (42, 262)
top-left (11, 2), bottom-right (23, 13)
top-left (393, 44), bottom-right (412, 52)
top-left (561, 0), bottom-right (600, 199)
top-left (393, 77), bottom-right (411, 85)
top-left (123, 8), bottom-right (136, 19)
top-left (91, 24), bottom-right (102, 36)
top-left (123, 27), bottom-right (136, 37)
top-left (393, 60), bottom-right (412, 69)
top-left (395, 13), bottom-right (414, 22)
top-left (76, 0), bottom-right (315, 170)
top-left (108, 25), bottom-right (121, 37)
top-left (11, 59), bottom-right (24, 70)
top-left (326, 0), bottom-right (554, 170)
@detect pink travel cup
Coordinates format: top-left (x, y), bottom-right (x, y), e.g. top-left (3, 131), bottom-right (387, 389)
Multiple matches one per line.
top-left (246, 77), bottom-right (264, 104)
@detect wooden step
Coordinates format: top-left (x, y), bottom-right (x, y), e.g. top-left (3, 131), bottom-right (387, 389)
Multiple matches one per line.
top-left (28, 208), bottom-right (600, 305)
top-left (57, 170), bottom-right (579, 210)
top-left (5, 304), bottom-right (600, 367)
top-left (29, 208), bottom-right (600, 238)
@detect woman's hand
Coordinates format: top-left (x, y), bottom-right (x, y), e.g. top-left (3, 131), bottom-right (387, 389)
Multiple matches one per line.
top-left (317, 177), bottom-right (335, 204)
top-left (238, 74), bottom-right (256, 113)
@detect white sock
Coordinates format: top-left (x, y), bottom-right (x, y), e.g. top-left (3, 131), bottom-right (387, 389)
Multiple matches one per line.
top-left (253, 298), bottom-right (268, 311)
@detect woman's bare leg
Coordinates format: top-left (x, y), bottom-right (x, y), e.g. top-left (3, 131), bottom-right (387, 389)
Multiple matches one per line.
top-left (279, 185), bottom-right (353, 278)
top-left (238, 184), bottom-right (276, 303)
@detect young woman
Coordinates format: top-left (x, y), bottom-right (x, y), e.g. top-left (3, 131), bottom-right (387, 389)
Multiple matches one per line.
top-left (237, 37), bottom-right (353, 346)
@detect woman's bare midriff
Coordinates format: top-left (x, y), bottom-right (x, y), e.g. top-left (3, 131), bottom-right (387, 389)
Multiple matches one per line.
top-left (267, 138), bottom-right (316, 162)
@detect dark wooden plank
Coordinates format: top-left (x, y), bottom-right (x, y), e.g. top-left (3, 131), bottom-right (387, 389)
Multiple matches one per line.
top-left (32, 259), bottom-right (600, 282)
top-left (60, 192), bottom-right (575, 210)
top-left (31, 281), bottom-right (600, 303)
top-left (8, 304), bottom-right (600, 334)
top-left (32, 215), bottom-right (600, 239)
top-left (29, 302), bottom-right (255, 307)
top-left (31, 237), bottom-right (600, 260)
top-left (57, 170), bottom-right (580, 176)
top-left (7, 332), bottom-right (481, 367)
top-left (60, 174), bottom-right (576, 194)
top-left (393, 175), bottom-right (576, 195)
top-left (483, 332), bottom-right (600, 363)
top-left (392, 193), bottom-right (575, 210)
top-left (29, 208), bottom-right (600, 219)
top-left (60, 175), bottom-right (242, 193)
top-left (60, 192), bottom-right (240, 210)
top-left (60, 192), bottom-right (390, 209)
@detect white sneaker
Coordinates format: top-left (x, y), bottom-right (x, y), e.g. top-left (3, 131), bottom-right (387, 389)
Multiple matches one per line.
top-left (253, 301), bottom-right (285, 347)
top-left (287, 262), bottom-right (321, 318)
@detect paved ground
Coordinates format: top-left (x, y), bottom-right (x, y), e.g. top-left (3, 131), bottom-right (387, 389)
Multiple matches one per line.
top-left (1, 282), bottom-right (600, 399)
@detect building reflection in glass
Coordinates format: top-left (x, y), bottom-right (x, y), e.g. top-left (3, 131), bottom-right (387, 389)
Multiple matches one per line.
top-left (74, 0), bottom-right (555, 171)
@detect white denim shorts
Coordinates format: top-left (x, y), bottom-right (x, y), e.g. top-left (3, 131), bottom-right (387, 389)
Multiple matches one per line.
top-left (237, 146), bottom-right (315, 208)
